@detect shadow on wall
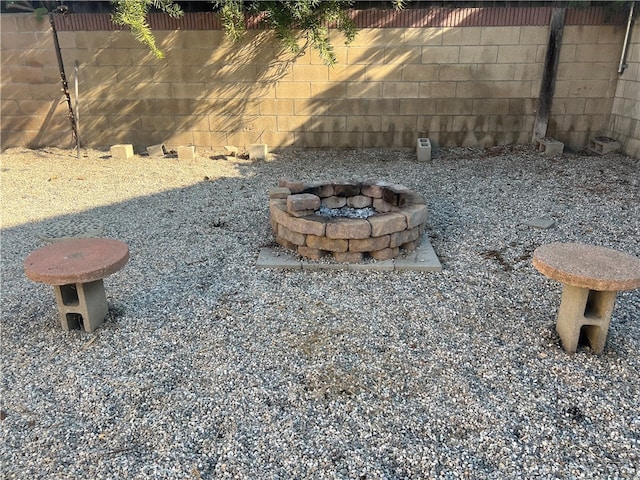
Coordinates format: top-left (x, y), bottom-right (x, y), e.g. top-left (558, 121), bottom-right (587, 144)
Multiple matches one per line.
top-left (295, 26), bottom-right (540, 149)
top-left (61, 17), bottom-right (541, 152)
top-left (61, 28), bottom-right (302, 152)
top-left (0, 14), bottom-right (76, 149)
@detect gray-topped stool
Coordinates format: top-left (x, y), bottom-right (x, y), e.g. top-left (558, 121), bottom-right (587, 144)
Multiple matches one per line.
top-left (533, 243), bottom-right (640, 354)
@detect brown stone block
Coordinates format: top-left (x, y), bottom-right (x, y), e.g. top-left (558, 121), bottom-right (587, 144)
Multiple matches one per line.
top-left (277, 225), bottom-right (306, 246)
top-left (349, 235), bottom-right (390, 253)
top-left (269, 187), bottom-right (290, 199)
top-left (347, 195), bottom-right (372, 209)
top-left (306, 235), bottom-right (348, 253)
top-left (289, 209), bottom-right (316, 218)
top-left (269, 198), bottom-right (288, 219)
top-left (333, 181), bottom-right (361, 197)
top-left (326, 218), bottom-right (371, 239)
top-left (287, 193), bottom-right (320, 213)
top-left (297, 246), bottom-right (326, 260)
top-left (382, 187), bottom-right (402, 206)
top-left (370, 247), bottom-right (400, 261)
top-left (368, 212), bottom-right (407, 237)
top-left (361, 183), bottom-right (384, 198)
top-left (281, 214), bottom-right (327, 236)
top-left (373, 198), bottom-right (395, 213)
top-left (390, 227), bottom-right (421, 248)
top-left (402, 204), bottom-right (429, 229)
top-left (278, 179), bottom-right (304, 193)
top-left (322, 196), bottom-right (347, 208)
top-left (332, 251), bottom-right (363, 263)
top-left (303, 181), bottom-right (334, 197)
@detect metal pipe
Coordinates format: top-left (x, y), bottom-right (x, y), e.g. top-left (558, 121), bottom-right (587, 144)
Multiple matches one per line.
top-left (49, 12), bottom-right (78, 147)
top-left (618, 2), bottom-right (635, 74)
top-left (74, 61), bottom-right (80, 158)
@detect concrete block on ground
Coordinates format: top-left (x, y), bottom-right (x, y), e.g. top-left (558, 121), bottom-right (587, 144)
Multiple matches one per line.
top-left (146, 143), bottom-right (167, 157)
top-left (536, 137), bottom-right (564, 156)
top-left (224, 145), bottom-right (238, 157)
top-left (416, 137), bottom-right (432, 161)
top-left (524, 218), bottom-right (555, 229)
top-left (256, 247), bottom-right (302, 269)
top-left (394, 236), bottom-right (442, 272)
top-left (249, 144), bottom-right (268, 161)
top-left (177, 145), bottom-right (196, 160)
top-left (110, 144), bottom-right (134, 160)
top-left (589, 136), bottom-right (620, 155)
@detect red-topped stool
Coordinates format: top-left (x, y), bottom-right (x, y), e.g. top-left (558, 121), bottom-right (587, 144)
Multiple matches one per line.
top-left (24, 238), bottom-right (129, 332)
top-left (533, 243), bottom-right (640, 354)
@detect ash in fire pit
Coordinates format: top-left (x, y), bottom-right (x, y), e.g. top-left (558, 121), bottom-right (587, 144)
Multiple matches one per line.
top-left (316, 205), bottom-right (376, 219)
top-left (269, 179), bottom-right (429, 263)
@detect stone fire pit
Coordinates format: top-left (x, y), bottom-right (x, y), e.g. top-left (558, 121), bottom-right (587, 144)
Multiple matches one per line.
top-left (269, 180), bottom-right (429, 263)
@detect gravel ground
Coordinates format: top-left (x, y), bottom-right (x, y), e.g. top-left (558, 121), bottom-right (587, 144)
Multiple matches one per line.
top-left (1, 145), bottom-right (639, 479)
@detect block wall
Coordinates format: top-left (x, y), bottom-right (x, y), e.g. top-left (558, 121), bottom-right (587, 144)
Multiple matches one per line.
top-left (609, 22), bottom-right (640, 157)
top-left (1, 11), bottom-right (636, 154)
top-left (1, 14), bottom-right (75, 148)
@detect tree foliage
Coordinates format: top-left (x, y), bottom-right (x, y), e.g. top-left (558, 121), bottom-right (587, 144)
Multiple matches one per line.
top-left (110, 0), bottom-right (406, 65)
top-left (214, 0), bottom-right (357, 66)
top-left (110, 0), bottom-right (183, 59)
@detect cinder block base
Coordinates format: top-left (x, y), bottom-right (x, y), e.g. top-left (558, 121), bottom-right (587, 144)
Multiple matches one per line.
top-left (416, 137), bottom-right (432, 161)
top-left (555, 284), bottom-right (617, 354)
top-left (249, 144), bottom-right (268, 161)
top-left (589, 136), bottom-right (620, 155)
top-left (147, 144), bottom-right (167, 157)
top-left (110, 144), bottom-right (134, 160)
top-left (177, 145), bottom-right (196, 160)
top-left (53, 279), bottom-right (108, 333)
top-left (537, 138), bottom-right (564, 156)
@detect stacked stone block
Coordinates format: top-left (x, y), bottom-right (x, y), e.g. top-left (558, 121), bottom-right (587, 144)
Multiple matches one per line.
top-left (269, 180), bottom-right (428, 263)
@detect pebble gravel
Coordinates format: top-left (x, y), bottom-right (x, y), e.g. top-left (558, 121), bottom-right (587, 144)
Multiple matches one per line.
top-left (1, 145), bottom-right (639, 479)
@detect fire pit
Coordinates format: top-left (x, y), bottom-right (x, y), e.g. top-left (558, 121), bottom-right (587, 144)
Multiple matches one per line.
top-left (269, 180), bottom-right (428, 262)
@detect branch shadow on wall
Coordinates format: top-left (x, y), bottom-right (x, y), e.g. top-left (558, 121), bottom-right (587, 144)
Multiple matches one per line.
top-left (62, 28), bottom-right (302, 152)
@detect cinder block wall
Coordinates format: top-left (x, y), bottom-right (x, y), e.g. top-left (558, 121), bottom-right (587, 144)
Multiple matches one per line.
top-left (0, 14), bottom-right (74, 148)
top-left (609, 22), bottom-right (640, 157)
top-left (1, 9), bottom-right (635, 155)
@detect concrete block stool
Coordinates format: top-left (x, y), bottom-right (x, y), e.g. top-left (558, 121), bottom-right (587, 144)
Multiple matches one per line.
top-left (24, 238), bottom-right (129, 332)
top-left (533, 243), bottom-right (640, 353)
